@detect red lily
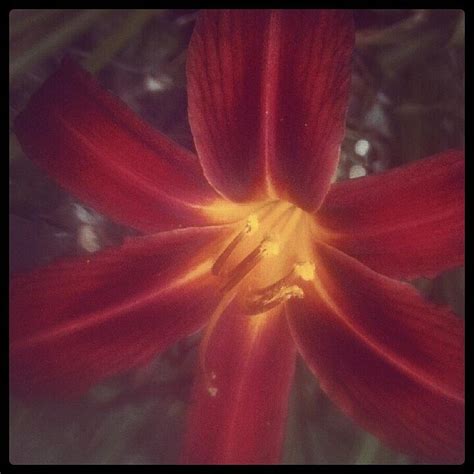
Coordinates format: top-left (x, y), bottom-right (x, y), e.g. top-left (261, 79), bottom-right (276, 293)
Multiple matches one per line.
top-left (10, 10), bottom-right (464, 464)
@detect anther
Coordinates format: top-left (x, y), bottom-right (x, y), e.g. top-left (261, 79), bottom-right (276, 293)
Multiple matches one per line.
top-left (219, 238), bottom-right (280, 293)
top-left (242, 260), bottom-right (315, 314)
top-left (244, 214), bottom-right (259, 235)
top-left (212, 214), bottom-right (259, 276)
top-left (293, 261), bottom-right (315, 281)
top-left (259, 237), bottom-right (280, 257)
top-left (244, 284), bottom-right (304, 315)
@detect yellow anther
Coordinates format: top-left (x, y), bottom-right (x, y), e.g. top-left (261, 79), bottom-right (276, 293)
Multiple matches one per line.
top-left (244, 284), bottom-right (304, 315)
top-left (282, 285), bottom-right (304, 300)
top-left (293, 261), bottom-right (315, 281)
top-left (260, 238), bottom-right (280, 257)
top-left (244, 214), bottom-right (259, 235)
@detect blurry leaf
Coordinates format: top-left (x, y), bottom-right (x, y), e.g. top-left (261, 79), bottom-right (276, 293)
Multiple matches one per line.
top-left (83, 10), bottom-right (157, 74)
top-left (10, 10), bottom-right (107, 82)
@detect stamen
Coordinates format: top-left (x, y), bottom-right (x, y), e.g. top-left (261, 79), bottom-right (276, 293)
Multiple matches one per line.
top-left (245, 284), bottom-right (304, 315)
top-left (260, 237), bottom-right (280, 256)
top-left (199, 291), bottom-right (236, 383)
top-left (293, 261), bottom-right (316, 281)
top-left (242, 260), bottom-right (315, 314)
top-left (244, 213), bottom-right (259, 235)
top-left (220, 238), bottom-right (280, 293)
top-left (212, 214), bottom-right (259, 275)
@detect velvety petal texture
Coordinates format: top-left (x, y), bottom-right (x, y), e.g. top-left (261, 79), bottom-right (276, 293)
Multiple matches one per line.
top-left (315, 150), bottom-right (465, 279)
top-left (14, 59), bottom-right (220, 234)
top-left (181, 303), bottom-right (296, 464)
top-left (10, 226), bottom-right (234, 397)
top-left (288, 241), bottom-right (464, 462)
top-left (187, 9), bottom-right (354, 210)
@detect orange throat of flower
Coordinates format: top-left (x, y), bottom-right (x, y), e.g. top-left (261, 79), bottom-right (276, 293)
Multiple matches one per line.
top-left (211, 200), bottom-right (315, 314)
top-left (198, 199), bottom-right (317, 388)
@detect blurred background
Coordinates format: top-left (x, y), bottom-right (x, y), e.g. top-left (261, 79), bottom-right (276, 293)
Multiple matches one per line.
top-left (9, 9), bottom-right (465, 464)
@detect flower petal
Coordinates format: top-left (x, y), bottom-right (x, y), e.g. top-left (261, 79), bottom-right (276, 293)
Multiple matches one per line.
top-left (10, 225), bottom-right (234, 398)
top-left (315, 150), bottom-right (465, 279)
top-left (187, 10), bottom-right (354, 210)
top-left (14, 58), bottom-right (220, 234)
top-left (181, 303), bottom-right (296, 464)
top-left (287, 242), bottom-right (464, 462)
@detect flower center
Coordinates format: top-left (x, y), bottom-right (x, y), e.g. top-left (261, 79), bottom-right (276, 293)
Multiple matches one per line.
top-left (212, 200), bottom-right (315, 315)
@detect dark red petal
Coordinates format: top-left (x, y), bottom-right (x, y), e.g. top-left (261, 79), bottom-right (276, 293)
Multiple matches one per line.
top-left (181, 303), bottom-right (296, 464)
top-left (187, 10), bottom-right (354, 210)
top-left (10, 225), bottom-right (234, 398)
top-left (14, 58), bottom-right (220, 234)
top-left (316, 150), bottom-right (465, 279)
top-left (287, 242), bottom-right (464, 462)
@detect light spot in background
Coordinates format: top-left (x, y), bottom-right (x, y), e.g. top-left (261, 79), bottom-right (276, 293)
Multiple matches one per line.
top-left (78, 224), bottom-right (101, 253)
top-left (372, 159), bottom-right (387, 174)
top-left (365, 103), bottom-right (391, 136)
top-left (74, 203), bottom-right (100, 224)
top-left (144, 74), bottom-right (173, 92)
top-left (349, 164), bottom-right (367, 179)
top-left (354, 139), bottom-right (370, 157)
top-left (175, 12), bottom-right (198, 26)
top-left (376, 91), bottom-right (391, 105)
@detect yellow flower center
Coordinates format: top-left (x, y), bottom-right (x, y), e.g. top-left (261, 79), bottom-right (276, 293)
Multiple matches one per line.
top-left (198, 199), bottom-right (318, 385)
top-left (210, 200), bottom-right (315, 315)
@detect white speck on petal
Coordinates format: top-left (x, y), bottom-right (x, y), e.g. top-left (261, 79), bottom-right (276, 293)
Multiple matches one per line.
top-left (208, 386), bottom-right (218, 397)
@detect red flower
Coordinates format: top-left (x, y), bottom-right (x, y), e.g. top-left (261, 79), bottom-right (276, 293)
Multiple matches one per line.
top-left (10, 10), bottom-right (464, 464)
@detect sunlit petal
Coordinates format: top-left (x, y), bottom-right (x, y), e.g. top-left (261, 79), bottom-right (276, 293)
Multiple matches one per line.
top-left (315, 150), bottom-right (465, 279)
top-left (14, 59), bottom-right (221, 233)
top-left (287, 241), bottom-right (464, 462)
top-left (187, 10), bottom-right (354, 210)
top-left (10, 225), bottom-right (234, 397)
top-left (181, 302), bottom-right (296, 464)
